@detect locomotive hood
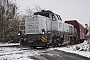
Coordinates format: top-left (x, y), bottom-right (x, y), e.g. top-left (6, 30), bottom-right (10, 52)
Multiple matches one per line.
top-left (25, 15), bottom-right (51, 34)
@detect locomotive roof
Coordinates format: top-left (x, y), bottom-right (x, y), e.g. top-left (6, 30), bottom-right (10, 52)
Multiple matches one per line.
top-left (34, 10), bottom-right (62, 20)
top-left (34, 10), bottom-right (54, 14)
top-left (34, 10), bottom-right (54, 17)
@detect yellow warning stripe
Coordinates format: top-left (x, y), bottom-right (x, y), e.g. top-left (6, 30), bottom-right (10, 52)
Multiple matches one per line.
top-left (42, 39), bottom-right (45, 42)
top-left (42, 36), bottom-right (46, 40)
top-left (41, 36), bottom-right (46, 42)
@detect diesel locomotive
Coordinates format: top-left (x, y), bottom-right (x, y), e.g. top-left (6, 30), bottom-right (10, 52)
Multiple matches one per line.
top-left (19, 10), bottom-right (85, 48)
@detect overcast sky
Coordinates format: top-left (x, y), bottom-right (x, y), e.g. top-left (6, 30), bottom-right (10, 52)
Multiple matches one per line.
top-left (15, 0), bottom-right (90, 27)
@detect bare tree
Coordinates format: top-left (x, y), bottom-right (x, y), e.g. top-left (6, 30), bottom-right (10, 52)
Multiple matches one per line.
top-left (25, 5), bottom-right (45, 16)
top-left (25, 7), bottom-right (34, 16)
top-left (0, 0), bottom-right (18, 42)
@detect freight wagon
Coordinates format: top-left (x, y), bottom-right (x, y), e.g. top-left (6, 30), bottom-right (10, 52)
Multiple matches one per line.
top-left (65, 20), bottom-right (85, 43)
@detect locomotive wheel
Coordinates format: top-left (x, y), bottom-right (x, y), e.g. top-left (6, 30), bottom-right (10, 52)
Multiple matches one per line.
top-left (80, 40), bottom-right (84, 43)
top-left (44, 44), bottom-right (49, 48)
top-left (59, 39), bottom-right (63, 46)
top-left (69, 37), bottom-right (75, 45)
top-left (57, 38), bottom-right (62, 47)
top-left (53, 39), bottom-right (57, 47)
top-left (70, 40), bottom-right (74, 45)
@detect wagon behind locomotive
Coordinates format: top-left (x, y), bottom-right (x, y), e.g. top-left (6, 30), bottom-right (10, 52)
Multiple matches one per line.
top-left (65, 20), bottom-right (85, 43)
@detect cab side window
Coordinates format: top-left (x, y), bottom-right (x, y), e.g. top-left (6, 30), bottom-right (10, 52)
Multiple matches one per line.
top-left (56, 14), bottom-right (62, 21)
top-left (52, 15), bottom-right (57, 21)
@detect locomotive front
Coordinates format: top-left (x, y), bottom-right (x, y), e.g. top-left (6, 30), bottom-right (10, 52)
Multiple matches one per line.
top-left (24, 14), bottom-right (51, 48)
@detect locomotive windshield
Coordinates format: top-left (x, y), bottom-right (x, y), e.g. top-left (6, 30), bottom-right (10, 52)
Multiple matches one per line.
top-left (52, 15), bottom-right (57, 21)
top-left (55, 14), bottom-right (62, 21)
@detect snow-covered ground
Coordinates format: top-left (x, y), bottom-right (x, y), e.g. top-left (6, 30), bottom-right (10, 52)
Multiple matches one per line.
top-left (0, 40), bottom-right (90, 60)
top-left (49, 40), bottom-right (90, 58)
top-left (0, 47), bottom-right (40, 60)
top-left (0, 43), bottom-right (20, 46)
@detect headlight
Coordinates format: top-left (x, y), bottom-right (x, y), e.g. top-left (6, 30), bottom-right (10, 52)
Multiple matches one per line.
top-left (42, 32), bottom-right (45, 34)
top-left (31, 15), bottom-right (34, 18)
top-left (18, 33), bottom-right (20, 35)
top-left (42, 29), bottom-right (45, 34)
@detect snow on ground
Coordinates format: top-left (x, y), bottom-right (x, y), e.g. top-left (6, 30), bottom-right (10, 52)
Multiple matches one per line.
top-left (0, 43), bottom-right (41, 60)
top-left (0, 47), bottom-right (41, 60)
top-left (0, 40), bottom-right (90, 60)
top-left (0, 43), bottom-right (20, 46)
top-left (48, 40), bottom-right (90, 58)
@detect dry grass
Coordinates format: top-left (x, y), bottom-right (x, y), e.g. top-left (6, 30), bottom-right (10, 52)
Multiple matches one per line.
top-left (75, 46), bottom-right (80, 50)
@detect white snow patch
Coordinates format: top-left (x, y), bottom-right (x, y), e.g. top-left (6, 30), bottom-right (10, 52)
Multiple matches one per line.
top-left (48, 40), bottom-right (90, 58)
top-left (0, 40), bottom-right (90, 59)
top-left (0, 43), bottom-right (20, 46)
top-left (0, 47), bottom-right (41, 60)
